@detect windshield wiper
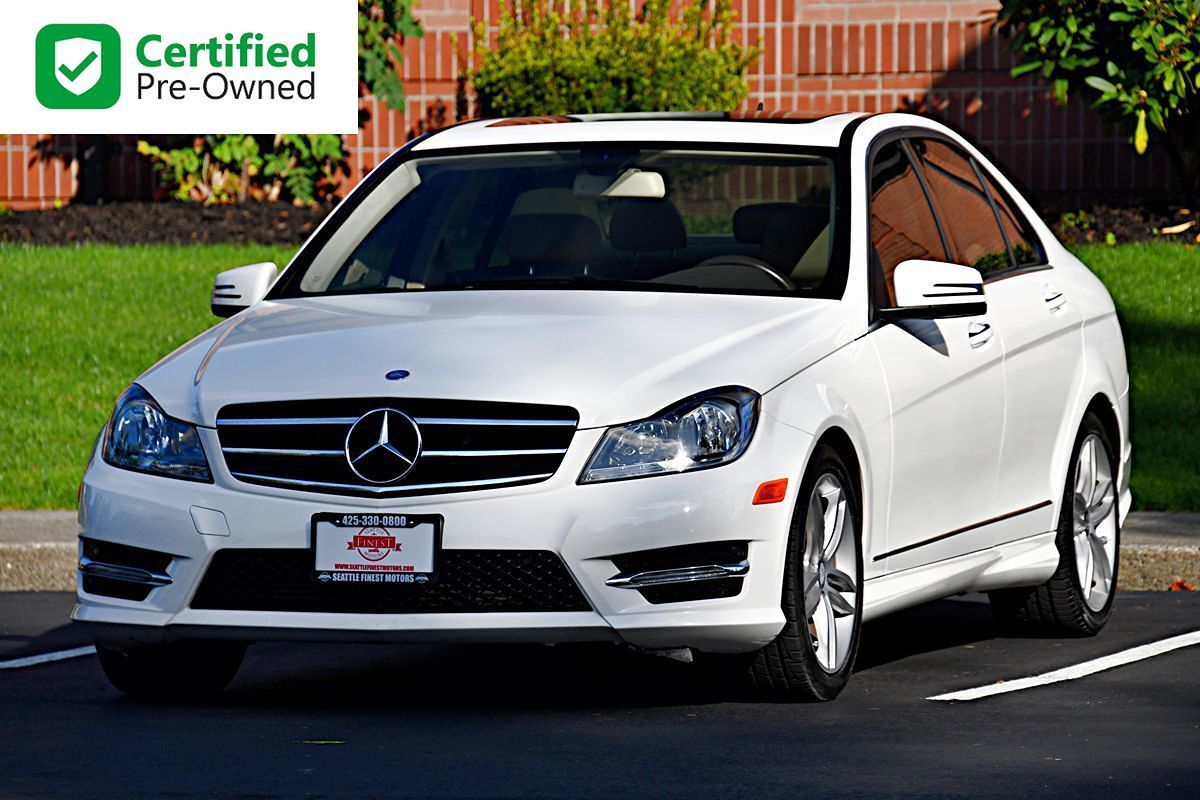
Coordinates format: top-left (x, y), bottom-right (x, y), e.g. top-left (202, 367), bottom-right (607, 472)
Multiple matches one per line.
top-left (460, 277), bottom-right (675, 291)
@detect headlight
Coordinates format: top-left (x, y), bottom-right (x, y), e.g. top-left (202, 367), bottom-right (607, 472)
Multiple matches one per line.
top-left (580, 387), bottom-right (759, 483)
top-left (102, 385), bottom-right (212, 482)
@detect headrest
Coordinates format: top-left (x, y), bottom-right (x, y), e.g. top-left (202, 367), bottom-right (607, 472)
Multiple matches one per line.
top-left (760, 207), bottom-right (830, 275)
top-left (609, 199), bottom-right (687, 252)
top-left (505, 215), bottom-right (604, 265)
top-left (733, 202), bottom-right (804, 244)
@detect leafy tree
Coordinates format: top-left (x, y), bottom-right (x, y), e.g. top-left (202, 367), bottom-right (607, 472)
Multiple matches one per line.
top-left (468, 0), bottom-right (759, 117)
top-left (997, 0), bottom-right (1200, 197)
top-left (360, 0), bottom-right (423, 110)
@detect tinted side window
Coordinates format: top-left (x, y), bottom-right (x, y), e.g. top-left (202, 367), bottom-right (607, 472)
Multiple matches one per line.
top-left (980, 170), bottom-right (1044, 267)
top-left (870, 141), bottom-right (947, 303)
top-left (912, 139), bottom-right (1011, 275)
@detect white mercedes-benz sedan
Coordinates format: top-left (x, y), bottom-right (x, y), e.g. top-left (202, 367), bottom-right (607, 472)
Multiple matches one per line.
top-left (75, 112), bottom-right (1130, 701)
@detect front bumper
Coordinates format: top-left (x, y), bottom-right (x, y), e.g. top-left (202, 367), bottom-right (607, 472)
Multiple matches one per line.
top-left (74, 415), bottom-right (813, 653)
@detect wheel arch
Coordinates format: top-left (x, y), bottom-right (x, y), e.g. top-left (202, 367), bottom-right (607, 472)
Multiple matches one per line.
top-left (812, 426), bottom-right (864, 505)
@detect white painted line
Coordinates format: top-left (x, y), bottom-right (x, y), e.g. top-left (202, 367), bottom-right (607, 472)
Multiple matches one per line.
top-left (0, 645), bottom-right (96, 671)
top-left (928, 630), bottom-right (1200, 702)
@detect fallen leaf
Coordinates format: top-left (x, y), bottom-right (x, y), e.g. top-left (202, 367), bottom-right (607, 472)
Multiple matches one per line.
top-left (1160, 220), bottom-right (1195, 235)
top-left (1168, 580), bottom-right (1195, 592)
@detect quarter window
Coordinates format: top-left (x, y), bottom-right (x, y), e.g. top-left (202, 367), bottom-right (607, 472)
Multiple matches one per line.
top-left (911, 139), bottom-right (1011, 275)
top-left (980, 170), bottom-right (1044, 267)
top-left (869, 141), bottom-right (947, 303)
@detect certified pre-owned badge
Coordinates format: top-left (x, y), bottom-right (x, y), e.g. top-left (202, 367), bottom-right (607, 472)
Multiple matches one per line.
top-left (344, 408), bottom-right (422, 484)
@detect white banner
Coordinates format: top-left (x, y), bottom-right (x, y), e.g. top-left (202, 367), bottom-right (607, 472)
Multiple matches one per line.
top-left (0, 0), bottom-right (359, 133)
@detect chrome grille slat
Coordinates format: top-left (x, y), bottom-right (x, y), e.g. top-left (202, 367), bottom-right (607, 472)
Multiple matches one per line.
top-left (229, 471), bottom-right (556, 493)
top-left (218, 417), bottom-right (359, 426)
top-left (423, 448), bottom-right (568, 457)
top-left (414, 417), bottom-right (576, 427)
top-left (223, 447), bottom-right (343, 457)
top-left (216, 397), bottom-right (578, 498)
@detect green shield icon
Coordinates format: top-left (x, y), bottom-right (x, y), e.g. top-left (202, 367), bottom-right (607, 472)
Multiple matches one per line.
top-left (36, 24), bottom-right (121, 109)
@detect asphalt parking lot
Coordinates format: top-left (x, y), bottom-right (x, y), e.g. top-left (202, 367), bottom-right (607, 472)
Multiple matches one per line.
top-left (1, 591), bottom-right (1196, 799)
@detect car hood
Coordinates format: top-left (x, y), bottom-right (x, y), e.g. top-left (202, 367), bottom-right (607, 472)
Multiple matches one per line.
top-left (139, 290), bottom-right (855, 429)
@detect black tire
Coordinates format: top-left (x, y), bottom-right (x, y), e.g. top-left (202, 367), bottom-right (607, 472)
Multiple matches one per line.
top-left (97, 641), bottom-right (246, 698)
top-left (716, 443), bottom-right (864, 702)
top-left (989, 411), bottom-right (1119, 635)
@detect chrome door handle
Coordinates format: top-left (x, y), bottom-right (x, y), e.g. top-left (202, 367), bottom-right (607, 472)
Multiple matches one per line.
top-left (967, 320), bottom-right (993, 348)
top-left (1044, 285), bottom-right (1067, 313)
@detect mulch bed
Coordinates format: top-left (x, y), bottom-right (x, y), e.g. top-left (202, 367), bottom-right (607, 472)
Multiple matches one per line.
top-left (1, 199), bottom-right (1197, 248)
top-left (0, 201), bottom-right (332, 246)
top-left (1047, 204), bottom-right (1200, 246)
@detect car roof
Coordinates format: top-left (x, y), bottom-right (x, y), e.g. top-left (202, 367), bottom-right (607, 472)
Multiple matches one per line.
top-left (410, 111), bottom-right (872, 152)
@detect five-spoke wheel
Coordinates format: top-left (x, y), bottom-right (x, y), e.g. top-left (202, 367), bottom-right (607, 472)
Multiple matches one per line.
top-left (740, 443), bottom-right (863, 701)
top-left (989, 411), bottom-right (1120, 634)
top-left (1073, 433), bottom-right (1118, 613)
top-left (803, 473), bottom-right (860, 673)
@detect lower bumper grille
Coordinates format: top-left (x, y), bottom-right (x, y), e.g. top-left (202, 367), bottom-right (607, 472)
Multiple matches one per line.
top-left (190, 549), bottom-right (591, 614)
top-left (80, 538), bottom-right (175, 601)
top-left (609, 541), bottom-right (749, 604)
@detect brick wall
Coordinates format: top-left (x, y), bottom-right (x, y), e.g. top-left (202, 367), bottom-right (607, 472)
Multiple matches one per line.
top-left (0, 0), bottom-right (1161, 210)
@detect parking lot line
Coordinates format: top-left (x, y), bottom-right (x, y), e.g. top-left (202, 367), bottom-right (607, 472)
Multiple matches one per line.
top-left (0, 646), bottom-right (96, 671)
top-left (927, 630), bottom-right (1200, 702)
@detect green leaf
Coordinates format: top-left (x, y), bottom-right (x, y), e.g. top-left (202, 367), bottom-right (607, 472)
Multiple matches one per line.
top-left (1085, 76), bottom-right (1117, 93)
top-left (1135, 109), bottom-right (1148, 154)
top-left (1011, 60), bottom-right (1044, 77)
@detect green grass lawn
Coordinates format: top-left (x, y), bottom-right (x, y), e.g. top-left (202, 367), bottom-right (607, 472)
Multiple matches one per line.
top-left (1070, 243), bottom-right (1200, 511)
top-left (0, 242), bottom-right (1196, 510)
top-left (0, 244), bottom-right (295, 509)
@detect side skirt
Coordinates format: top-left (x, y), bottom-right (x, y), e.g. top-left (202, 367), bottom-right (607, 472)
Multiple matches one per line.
top-left (861, 531), bottom-right (1059, 622)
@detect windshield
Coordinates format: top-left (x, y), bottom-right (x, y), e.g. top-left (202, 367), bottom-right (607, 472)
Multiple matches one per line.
top-left (274, 147), bottom-right (839, 298)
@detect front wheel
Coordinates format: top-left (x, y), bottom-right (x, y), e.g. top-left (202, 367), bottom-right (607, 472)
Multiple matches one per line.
top-left (989, 411), bottom-right (1120, 635)
top-left (97, 641), bottom-right (246, 698)
top-left (739, 443), bottom-right (864, 701)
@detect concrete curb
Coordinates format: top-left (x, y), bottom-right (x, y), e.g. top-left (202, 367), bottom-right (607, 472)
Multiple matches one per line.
top-left (1, 510), bottom-right (1196, 592)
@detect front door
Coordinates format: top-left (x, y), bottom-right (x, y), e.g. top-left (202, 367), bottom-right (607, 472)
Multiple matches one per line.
top-left (865, 140), bottom-right (1007, 572)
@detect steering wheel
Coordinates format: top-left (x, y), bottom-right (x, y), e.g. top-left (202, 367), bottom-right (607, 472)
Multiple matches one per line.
top-left (691, 255), bottom-right (795, 291)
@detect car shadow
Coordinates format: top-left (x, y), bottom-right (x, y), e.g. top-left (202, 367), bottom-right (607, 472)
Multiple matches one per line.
top-left (104, 596), bottom-right (1011, 711)
top-left (855, 594), bottom-right (1001, 671)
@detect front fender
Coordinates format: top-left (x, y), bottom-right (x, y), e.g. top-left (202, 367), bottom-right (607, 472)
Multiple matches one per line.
top-left (761, 338), bottom-right (891, 575)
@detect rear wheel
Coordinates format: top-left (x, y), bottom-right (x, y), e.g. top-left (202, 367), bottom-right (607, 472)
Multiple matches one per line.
top-left (740, 444), bottom-right (864, 701)
top-left (97, 641), bottom-right (246, 698)
top-left (989, 412), bottom-right (1119, 635)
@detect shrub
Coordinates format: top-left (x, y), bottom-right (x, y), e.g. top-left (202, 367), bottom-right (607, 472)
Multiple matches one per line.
top-left (138, 135), bottom-right (347, 206)
top-left (997, 0), bottom-right (1200, 197)
top-left (468, 0), bottom-right (760, 117)
top-left (136, 1), bottom-right (419, 206)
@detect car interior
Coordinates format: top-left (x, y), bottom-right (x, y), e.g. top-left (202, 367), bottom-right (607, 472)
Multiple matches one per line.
top-left (321, 151), bottom-right (837, 296)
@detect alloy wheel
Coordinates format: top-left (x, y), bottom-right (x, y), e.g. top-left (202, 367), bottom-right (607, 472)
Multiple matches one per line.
top-left (1073, 433), bottom-right (1117, 612)
top-left (803, 473), bottom-right (860, 673)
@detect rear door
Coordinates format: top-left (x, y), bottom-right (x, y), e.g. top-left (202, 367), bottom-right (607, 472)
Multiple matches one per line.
top-left (911, 137), bottom-right (1076, 540)
top-left (865, 139), bottom-right (1007, 572)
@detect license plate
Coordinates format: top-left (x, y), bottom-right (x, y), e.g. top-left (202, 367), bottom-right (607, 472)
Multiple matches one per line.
top-left (311, 513), bottom-right (441, 585)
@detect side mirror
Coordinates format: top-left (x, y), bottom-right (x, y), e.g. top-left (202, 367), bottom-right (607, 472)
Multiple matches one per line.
top-left (211, 262), bottom-right (278, 318)
top-left (879, 260), bottom-right (986, 320)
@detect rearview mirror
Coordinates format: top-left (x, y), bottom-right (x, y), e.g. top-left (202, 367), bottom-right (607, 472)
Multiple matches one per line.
top-left (879, 260), bottom-right (986, 320)
top-left (211, 262), bottom-right (278, 318)
top-left (573, 169), bottom-right (666, 199)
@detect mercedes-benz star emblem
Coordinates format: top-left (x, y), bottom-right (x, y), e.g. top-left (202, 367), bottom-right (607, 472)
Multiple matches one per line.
top-left (344, 408), bottom-right (422, 484)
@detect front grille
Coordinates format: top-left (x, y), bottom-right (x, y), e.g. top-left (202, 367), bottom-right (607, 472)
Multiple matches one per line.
top-left (216, 398), bottom-right (578, 498)
top-left (191, 549), bottom-right (591, 613)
